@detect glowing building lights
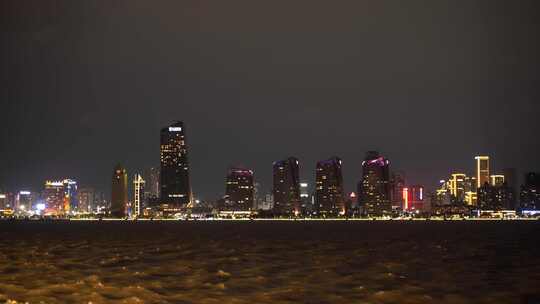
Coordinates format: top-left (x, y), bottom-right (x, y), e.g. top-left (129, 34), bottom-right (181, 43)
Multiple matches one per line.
top-left (490, 175), bottom-right (505, 187)
top-left (133, 174), bottom-right (145, 217)
top-left (224, 167), bottom-right (254, 211)
top-left (475, 156), bottom-right (490, 188)
top-left (316, 157), bottom-right (344, 215)
top-left (161, 121), bottom-right (191, 207)
top-left (403, 187), bottom-right (409, 210)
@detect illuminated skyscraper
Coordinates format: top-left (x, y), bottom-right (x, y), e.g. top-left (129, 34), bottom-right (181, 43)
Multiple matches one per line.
top-left (111, 164), bottom-right (128, 218)
top-left (449, 173), bottom-right (466, 201)
top-left (160, 121), bottom-right (191, 207)
top-left (133, 174), bottom-right (145, 217)
top-left (42, 179), bottom-right (78, 215)
top-left (358, 151), bottom-right (391, 215)
top-left (475, 156), bottom-right (490, 188)
top-left (272, 157), bottom-right (301, 215)
top-left (315, 157), bottom-right (344, 215)
top-left (43, 181), bottom-right (64, 214)
top-left (224, 167), bottom-right (254, 211)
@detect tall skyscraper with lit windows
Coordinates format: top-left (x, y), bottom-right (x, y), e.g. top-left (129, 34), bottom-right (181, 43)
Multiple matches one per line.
top-left (273, 157), bottom-right (301, 215)
top-left (160, 121), bottom-right (191, 208)
top-left (111, 164), bottom-right (128, 218)
top-left (315, 157), bottom-right (344, 215)
top-left (358, 151), bottom-right (391, 215)
top-left (475, 156), bottom-right (490, 188)
top-left (42, 179), bottom-right (78, 215)
top-left (224, 167), bottom-right (254, 211)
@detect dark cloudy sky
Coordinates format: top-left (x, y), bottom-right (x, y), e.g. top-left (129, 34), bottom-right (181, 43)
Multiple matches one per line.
top-left (1, 1), bottom-right (539, 199)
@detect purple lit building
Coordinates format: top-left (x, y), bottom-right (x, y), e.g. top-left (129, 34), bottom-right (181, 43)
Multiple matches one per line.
top-left (358, 151), bottom-right (391, 215)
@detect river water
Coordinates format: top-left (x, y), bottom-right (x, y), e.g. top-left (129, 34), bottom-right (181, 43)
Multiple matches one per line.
top-left (0, 220), bottom-right (539, 303)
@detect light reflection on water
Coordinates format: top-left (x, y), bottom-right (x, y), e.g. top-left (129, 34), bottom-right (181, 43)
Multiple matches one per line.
top-left (0, 221), bottom-right (539, 303)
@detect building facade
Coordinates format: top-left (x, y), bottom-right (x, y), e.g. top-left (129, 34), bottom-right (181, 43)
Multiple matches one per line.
top-left (358, 151), bottom-right (391, 215)
top-left (111, 164), bottom-right (128, 218)
top-left (160, 121), bottom-right (191, 208)
top-left (42, 179), bottom-right (78, 215)
top-left (315, 157), bottom-right (344, 215)
top-left (272, 157), bottom-right (301, 216)
top-left (475, 156), bottom-right (490, 188)
top-left (224, 167), bottom-right (254, 211)
top-left (77, 187), bottom-right (95, 213)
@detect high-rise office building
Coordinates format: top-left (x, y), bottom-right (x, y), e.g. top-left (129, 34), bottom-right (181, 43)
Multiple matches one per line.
top-left (224, 167), bottom-right (254, 211)
top-left (43, 181), bottom-right (65, 214)
top-left (42, 179), bottom-right (78, 215)
top-left (272, 157), bottom-right (301, 215)
top-left (77, 187), bottom-right (95, 213)
top-left (478, 182), bottom-right (514, 211)
top-left (475, 156), bottom-right (490, 188)
top-left (358, 151), bottom-right (391, 215)
top-left (315, 157), bottom-right (344, 215)
top-left (449, 173), bottom-right (466, 201)
top-left (133, 174), bottom-right (145, 217)
top-left (300, 182), bottom-right (312, 212)
top-left (160, 121), bottom-right (191, 208)
top-left (111, 164), bottom-right (128, 218)
top-left (144, 167), bottom-right (160, 199)
top-left (16, 191), bottom-right (35, 213)
top-left (64, 179), bottom-right (78, 212)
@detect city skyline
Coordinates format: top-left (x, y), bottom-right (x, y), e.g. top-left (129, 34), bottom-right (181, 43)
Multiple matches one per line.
top-left (1, 2), bottom-right (539, 303)
top-left (0, 123), bottom-right (536, 202)
top-left (2, 1), bottom-right (539, 200)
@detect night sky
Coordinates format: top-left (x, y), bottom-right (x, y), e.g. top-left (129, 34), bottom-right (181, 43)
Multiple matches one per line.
top-left (1, 1), bottom-right (539, 200)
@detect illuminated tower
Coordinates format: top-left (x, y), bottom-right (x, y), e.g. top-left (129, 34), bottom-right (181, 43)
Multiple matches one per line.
top-left (358, 151), bottom-right (391, 215)
top-left (315, 157), bottom-right (344, 215)
top-left (160, 121), bottom-right (191, 207)
top-left (224, 167), bottom-right (254, 211)
top-left (42, 179), bottom-right (77, 215)
top-left (475, 156), bottom-right (490, 188)
top-left (133, 174), bottom-right (145, 217)
top-left (111, 164), bottom-right (128, 218)
top-left (272, 157), bottom-right (301, 215)
top-left (449, 173), bottom-right (466, 201)
top-left (43, 181), bottom-right (65, 214)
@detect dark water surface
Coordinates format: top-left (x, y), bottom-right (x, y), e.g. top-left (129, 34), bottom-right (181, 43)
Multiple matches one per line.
top-left (0, 221), bottom-right (539, 303)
